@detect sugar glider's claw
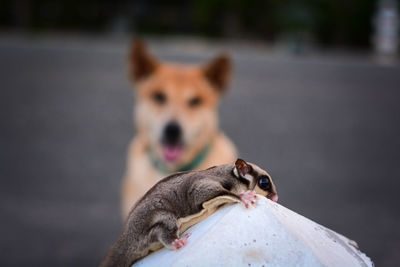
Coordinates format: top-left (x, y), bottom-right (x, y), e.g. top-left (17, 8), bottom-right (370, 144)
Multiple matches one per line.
top-left (173, 233), bottom-right (191, 250)
top-left (240, 190), bottom-right (258, 209)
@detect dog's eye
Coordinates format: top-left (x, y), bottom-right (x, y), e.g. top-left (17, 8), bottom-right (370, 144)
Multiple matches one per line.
top-left (188, 97), bottom-right (202, 107)
top-left (152, 91), bottom-right (166, 105)
top-left (258, 175), bottom-right (271, 191)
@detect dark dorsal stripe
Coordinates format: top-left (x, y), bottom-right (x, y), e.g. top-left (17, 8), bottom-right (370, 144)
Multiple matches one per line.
top-left (238, 177), bottom-right (250, 186)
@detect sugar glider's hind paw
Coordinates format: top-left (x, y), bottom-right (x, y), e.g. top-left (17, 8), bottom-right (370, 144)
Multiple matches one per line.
top-left (240, 190), bottom-right (258, 208)
top-left (173, 233), bottom-right (191, 250)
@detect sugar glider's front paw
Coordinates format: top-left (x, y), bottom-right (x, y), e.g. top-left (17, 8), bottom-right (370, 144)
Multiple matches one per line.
top-left (173, 233), bottom-right (191, 250)
top-left (239, 190), bottom-right (258, 208)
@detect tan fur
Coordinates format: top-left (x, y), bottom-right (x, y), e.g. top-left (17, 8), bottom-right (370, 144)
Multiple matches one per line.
top-left (142, 194), bottom-right (241, 255)
top-left (177, 195), bottom-right (241, 235)
top-left (121, 41), bottom-right (237, 220)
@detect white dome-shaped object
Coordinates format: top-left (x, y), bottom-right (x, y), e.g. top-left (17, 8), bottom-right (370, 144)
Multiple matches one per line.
top-left (134, 196), bottom-right (373, 267)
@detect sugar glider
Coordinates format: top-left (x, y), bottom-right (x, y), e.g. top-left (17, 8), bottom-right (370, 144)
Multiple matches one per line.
top-left (100, 159), bottom-right (278, 267)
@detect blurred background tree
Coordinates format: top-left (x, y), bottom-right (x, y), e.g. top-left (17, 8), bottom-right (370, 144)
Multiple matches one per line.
top-left (0, 0), bottom-right (392, 47)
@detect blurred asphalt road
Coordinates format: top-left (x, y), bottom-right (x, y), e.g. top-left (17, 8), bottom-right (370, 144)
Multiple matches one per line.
top-left (1, 35), bottom-right (399, 266)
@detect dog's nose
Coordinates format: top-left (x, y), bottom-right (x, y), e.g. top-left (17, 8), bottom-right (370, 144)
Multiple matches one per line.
top-left (163, 121), bottom-right (182, 145)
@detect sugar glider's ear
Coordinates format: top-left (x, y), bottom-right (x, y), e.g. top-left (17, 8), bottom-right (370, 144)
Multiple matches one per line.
top-left (129, 39), bottom-right (158, 82)
top-left (234, 158), bottom-right (253, 182)
top-left (203, 53), bottom-right (231, 93)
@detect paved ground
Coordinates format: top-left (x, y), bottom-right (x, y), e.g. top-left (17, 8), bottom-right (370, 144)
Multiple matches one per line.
top-left (1, 35), bottom-right (399, 266)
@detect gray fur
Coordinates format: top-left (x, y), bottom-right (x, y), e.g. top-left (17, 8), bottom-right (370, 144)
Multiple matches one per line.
top-left (100, 160), bottom-right (276, 267)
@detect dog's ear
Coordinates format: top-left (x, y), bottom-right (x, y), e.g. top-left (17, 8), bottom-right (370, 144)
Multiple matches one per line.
top-left (130, 39), bottom-right (158, 82)
top-left (203, 53), bottom-right (231, 93)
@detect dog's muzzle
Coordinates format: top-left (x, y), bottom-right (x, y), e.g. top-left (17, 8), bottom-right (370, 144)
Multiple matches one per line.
top-left (162, 121), bottom-right (182, 145)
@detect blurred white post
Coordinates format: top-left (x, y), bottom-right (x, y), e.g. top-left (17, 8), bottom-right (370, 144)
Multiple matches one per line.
top-left (373, 0), bottom-right (399, 64)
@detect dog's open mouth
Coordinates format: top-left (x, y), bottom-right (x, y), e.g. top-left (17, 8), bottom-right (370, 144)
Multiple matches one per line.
top-left (163, 145), bottom-right (183, 162)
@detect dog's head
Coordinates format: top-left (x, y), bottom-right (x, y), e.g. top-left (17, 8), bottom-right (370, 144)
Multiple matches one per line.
top-left (129, 40), bottom-right (231, 170)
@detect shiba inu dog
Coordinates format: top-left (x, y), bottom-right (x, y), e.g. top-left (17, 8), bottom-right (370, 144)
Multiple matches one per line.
top-left (121, 40), bottom-right (237, 220)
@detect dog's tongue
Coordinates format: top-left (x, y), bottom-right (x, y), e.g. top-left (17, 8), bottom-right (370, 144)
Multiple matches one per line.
top-left (163, 145), bottom-right (182, 162)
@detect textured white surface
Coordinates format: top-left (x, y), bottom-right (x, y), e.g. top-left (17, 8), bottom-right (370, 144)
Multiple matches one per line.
top-left (134, 196), bottom-right (373, 267)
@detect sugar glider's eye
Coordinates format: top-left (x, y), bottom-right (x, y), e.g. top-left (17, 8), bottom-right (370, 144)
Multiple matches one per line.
top-left (258, 175), bottom-right (271, 191)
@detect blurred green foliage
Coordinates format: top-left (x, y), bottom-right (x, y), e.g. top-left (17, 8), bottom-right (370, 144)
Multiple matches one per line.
top-left (0, 0), bottom-right (384, 47)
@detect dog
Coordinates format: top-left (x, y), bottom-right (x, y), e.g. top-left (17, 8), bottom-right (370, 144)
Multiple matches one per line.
top-left (121, 40), bottom-right (237, 220)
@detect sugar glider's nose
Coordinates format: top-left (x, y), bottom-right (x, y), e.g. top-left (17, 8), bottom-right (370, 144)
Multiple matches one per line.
top-left (267, 193), bottom-right (279, 202)
top-left (162, 121), bottom-right (182, 145)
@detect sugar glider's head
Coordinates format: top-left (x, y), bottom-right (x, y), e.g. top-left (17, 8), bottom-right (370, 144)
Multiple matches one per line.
top-left (233, 158), bottom-right (278, 202)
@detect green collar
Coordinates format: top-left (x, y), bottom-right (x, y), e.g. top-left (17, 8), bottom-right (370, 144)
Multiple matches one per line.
top-left (148, 144), bottom-right (211, 174)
